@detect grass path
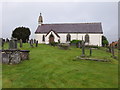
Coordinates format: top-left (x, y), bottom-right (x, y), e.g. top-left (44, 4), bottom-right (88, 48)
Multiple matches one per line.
top-left (2, 44), bottom-right (118, 88)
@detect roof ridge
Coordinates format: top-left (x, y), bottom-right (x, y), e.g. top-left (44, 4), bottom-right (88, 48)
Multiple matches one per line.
top-left (42, 22), bottom-right (101, 25)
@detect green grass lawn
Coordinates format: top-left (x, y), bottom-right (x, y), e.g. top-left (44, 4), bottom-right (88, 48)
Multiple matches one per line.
top-left (2, 43), bottom-right (118, 88)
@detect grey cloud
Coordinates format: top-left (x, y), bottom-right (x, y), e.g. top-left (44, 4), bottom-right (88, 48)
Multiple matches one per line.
top-left (2, 2), bottom-right (118, 43)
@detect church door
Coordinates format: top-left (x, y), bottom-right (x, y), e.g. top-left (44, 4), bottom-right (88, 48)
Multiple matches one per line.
top-left (49, 34), bottom-right (54, 43)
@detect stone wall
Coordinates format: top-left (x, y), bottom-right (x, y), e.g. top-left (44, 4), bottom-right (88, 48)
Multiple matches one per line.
top-left (1, 50), bottom-right (30, 64)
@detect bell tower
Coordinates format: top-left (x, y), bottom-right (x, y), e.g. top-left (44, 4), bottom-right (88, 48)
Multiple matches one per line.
top-left (38, 13), bottom-right (43, 25)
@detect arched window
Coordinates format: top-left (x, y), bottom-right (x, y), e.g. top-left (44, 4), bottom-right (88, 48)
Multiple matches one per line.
top-left (42, 35), bottom-right (45, 42)
top-left (66, 33), bottom-right (71, 42)
top-left (85, 34), bottom-right (89, 43)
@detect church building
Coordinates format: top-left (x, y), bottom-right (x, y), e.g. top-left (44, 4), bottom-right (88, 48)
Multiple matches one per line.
top-left (35, 13), bottom-right (103, 46)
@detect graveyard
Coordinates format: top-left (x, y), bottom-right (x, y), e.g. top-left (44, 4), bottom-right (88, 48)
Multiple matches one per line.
top-left (1, 41), bottom-right (118, 88)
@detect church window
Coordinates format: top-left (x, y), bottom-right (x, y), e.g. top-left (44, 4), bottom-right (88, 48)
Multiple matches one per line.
top-left (85, 34), bottom-right (89, 43)
top-left (42, 35), bottom-right (45, 42)
top-left (66, 33), bottom-right (71, 42)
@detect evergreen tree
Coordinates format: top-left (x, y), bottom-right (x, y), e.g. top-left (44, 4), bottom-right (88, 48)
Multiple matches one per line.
top-left (12, 27), bottom-right (31, 43)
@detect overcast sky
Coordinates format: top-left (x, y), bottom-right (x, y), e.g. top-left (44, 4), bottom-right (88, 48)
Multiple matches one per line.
top-left (1, 2), bottom-right (118, 43)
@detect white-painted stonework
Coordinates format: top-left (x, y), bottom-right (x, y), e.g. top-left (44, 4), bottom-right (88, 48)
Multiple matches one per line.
top-left (35, 32), bottom-right (103, 46)
top-left (35, 14), bottom-right (103, 46)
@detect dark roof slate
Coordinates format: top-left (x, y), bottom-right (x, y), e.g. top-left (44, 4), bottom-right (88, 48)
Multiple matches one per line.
top-left (35, 23), bottom-right (103, 34)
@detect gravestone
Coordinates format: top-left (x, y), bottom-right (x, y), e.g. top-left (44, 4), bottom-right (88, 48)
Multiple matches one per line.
top-left (108, 46), bottom-right (111, 53)
top-left (26, 39), bottom-right (28, 43)
top-left (1, 37), bottom-right (30, 64)
top-left (0, 38), bottom-right (3, 49)
top-left (9, 40), bottom-right (14, 49)
top-left (81, 40), bottom-right (85, 57)
top-left (9, 38), bottom-right (17, 50)
top-left (34, 39), bottom-right (36, 43)
top-left (31, 39), bottom-right (33, 44)
top-left (111, 45), bottom-right (114, 57)
top-left (6, 38), bottom-right (9, 42)
top-left (30, 39), bottom-right (34, 47)
top-left (20, 39), bottom-right (23, 48)
top-left (2, 40), bottom-right (5, 49)
top-left (90, 48), bottom-right (92, 56)
top-left (14, 38), bottom-right (17, 49)
top-left (35, 40), bottom-right (38, 47)
top-left (77, 41), bottom-right (81, 48)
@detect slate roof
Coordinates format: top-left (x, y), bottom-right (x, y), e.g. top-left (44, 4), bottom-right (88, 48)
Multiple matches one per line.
top-left (35, 23), bottom-right (103, 34)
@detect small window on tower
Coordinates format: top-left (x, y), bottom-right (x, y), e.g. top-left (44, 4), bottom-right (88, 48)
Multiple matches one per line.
top-left (42, 35), bottom-right (45, 42)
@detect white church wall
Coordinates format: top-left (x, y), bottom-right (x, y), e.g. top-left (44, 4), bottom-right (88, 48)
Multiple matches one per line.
top-left (58, 33), bottom-right (84, 43)
top-left (88, 34), bottom-right (103, 46)
top-left (35, 33), bottom-right (46, 44)
top-left (35, 33), bottom-right (103, 46)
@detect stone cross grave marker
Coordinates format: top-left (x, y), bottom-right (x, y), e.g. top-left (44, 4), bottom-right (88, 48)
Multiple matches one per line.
top-left (81, 40), bottom-right (85, 57)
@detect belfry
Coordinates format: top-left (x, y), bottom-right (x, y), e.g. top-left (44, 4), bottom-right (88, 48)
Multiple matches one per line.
top-left (38, 13), bottom-right (43, 25)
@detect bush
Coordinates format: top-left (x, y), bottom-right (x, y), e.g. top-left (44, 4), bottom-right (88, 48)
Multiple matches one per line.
top-left (70, 40), bottom-right (82, 48)
top-left (70, 40), bottom-right (82, 44)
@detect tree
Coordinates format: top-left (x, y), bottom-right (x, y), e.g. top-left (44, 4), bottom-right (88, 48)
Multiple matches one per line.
top-left (102, 35), bottom-right (109, 47)
top-left (12, 27), bottom-right (31, 43)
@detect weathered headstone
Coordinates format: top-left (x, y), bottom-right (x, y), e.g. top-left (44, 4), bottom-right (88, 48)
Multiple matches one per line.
top-left (2, 39), bottom-right (5, 49)
top-left (20, 39), bottom-right (23, 48)
top-left (26, 39), bottom-right (28, 43)
top-left (9, 38), bottom-right (17, 49)
top-left (90, 48), bottom-right (92, 56)
top-left (0, 38), bottom-right (2, 49)
top-left (9, 40), bottom-right (14, 49)
top-left (31, 39), bottom-right (33, 44)
top-left (111, 45), bottom-right (114, 57)
top-left (81, 40), bottom-right (85, 57)
top-left (14, 38), bottom-right (17, 49)
top-left (78, 41), bottom-right (81, 48)
top-left (30, 40), bottom-right (34, 47)
top-left (6, 38), bottom-right (9, 42)
top-left (34, 39), bottom-right (36, 44)
top-left (35, 40), bottom-right (38, 47)
top-left (108, 46), bottom-right (111, 53)
top-left (2, 52), bottom-right (9, 64)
